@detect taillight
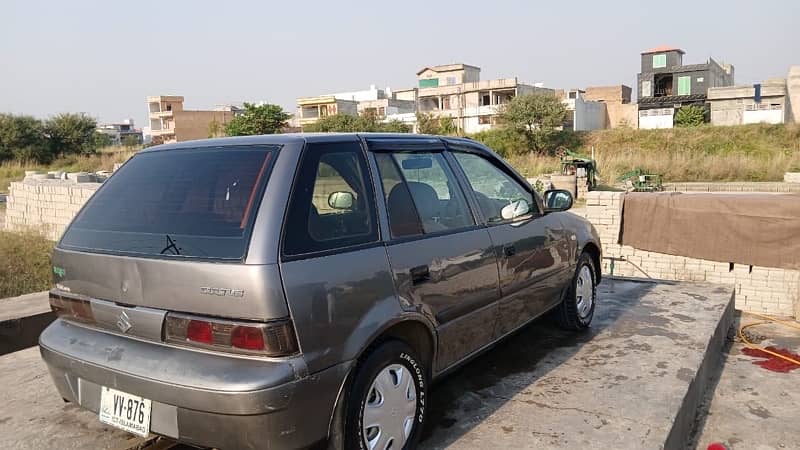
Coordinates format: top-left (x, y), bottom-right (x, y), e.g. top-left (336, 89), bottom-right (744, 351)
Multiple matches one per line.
top-left (49, 291), bottom-right (95, 324)
top-left (165, 313), bottom-right (298, 357)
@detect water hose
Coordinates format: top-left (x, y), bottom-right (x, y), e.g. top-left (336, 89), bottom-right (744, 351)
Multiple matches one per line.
top-left (738, 311), bottom-right (800, 366)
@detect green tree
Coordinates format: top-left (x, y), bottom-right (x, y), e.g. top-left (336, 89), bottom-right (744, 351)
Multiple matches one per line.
top-left (304, 114), bottom-right (411, 133)
top-left (674, 105), bottom-right (706, 127)
top-left (120, 135), bottom-right (141, 148)
top-left (44, 113), bottom-right (99, 156)
top-left (93, 132), bottom-right (114, 149)
top-left (438, 116), bottom-right (458, 136)
top-left (415, 112), bottom-right (440, 135)
top-left (499, 93), bottom-right (567, 153)
top-left (225, 103), bottom-right (290, 136)
top-left (380, 120), bottom-right (412, 133)
top-left (0, 114), bottom-right (49, 162)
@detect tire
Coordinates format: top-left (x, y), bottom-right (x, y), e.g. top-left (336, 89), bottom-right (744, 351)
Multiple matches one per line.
top-left (556, 252), bottom-right (597, 330)
top-left (343, 340), bottom-right (428, 450)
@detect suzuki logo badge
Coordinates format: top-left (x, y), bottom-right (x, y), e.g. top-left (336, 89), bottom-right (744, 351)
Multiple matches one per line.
top-left (116, 311), bottom-right (132, 333)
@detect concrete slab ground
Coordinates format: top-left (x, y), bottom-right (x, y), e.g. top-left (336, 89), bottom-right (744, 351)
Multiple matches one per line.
top-left (694, 314), bottom-right (800, 450)
top-left (0, 291), bottom-right (53, 355)
top-left (0, 280), bottom-right (732, 450)
top-left (419, 279), bottom-right (733, 450)
top-left (0, 347), bottom-right (150, 450)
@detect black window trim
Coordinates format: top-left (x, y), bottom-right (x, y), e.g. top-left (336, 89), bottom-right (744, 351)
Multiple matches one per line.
top-left (371, 148), bottom-right (480, 243)
top-left (279, 139), bottom-right (382, 262)
top-left (445, 145), bottom-right (543, 227)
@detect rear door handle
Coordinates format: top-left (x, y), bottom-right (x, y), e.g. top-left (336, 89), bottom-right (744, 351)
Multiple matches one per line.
top-left (410, 265), bottom-right (430, 285)
top-left (503, 245), bottom-right (516, 257)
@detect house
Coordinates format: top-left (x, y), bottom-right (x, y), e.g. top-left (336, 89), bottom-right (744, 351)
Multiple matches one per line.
top-left (147, 96), bottom-right (236, 144)
top-left (560, 89), bottom-right (606, 131)
top-left (296, 96), bottom-right (359, 127)
top-left (708, 66), bottom-right (800, 126)
top-left (636, 46), bottom-right (734, 129)
top-left (412, 63), bottom-right (553, 134)
top-left (96, 119), bottom-right (143, 145)
top-left (584, 85), bottom-right (638, 128)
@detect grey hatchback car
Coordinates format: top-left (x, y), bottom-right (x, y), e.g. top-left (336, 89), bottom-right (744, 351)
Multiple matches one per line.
top-left (40, 133), bottom-right (602, 450)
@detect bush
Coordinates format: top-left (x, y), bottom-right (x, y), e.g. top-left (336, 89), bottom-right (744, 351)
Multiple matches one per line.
top-left (0, 230), bottom-right (54, 298)
top-left (674, 105), bottom-right (706, 127)
top-left (0, 114), bottom-right (48, 163)
top-left (304, 114), bottom-right (411, 133)
top-left (470, 128), bottom-right (529, 158)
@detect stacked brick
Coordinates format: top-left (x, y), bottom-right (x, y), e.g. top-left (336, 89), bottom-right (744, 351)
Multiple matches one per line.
top-left (584, 191), bottom-right (800, 317)
top-left (785, 172), bottom-right (800, 183)
top-left (4, 175), bottom-right (102, 241)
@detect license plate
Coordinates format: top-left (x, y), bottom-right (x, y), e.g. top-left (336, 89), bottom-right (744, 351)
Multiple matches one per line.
top-left (99, 387), bottom-right (152, 437)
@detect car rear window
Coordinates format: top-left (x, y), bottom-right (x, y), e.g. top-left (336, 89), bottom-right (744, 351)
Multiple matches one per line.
top-left (60, 145), bottom-right (278, 260)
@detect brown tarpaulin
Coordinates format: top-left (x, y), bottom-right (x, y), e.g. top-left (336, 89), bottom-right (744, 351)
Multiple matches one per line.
top-left (619, 192), bottom-right (800, 270)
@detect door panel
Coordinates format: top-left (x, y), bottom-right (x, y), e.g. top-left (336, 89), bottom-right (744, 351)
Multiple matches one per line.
top-left (449, 150), bottom-right (572, 336)
top-left (386, 229), bottom-right (499, 371)
top-left (371, 149), bottom-right (501, 373)
top-left (487, 214), bottom-right (572, 336)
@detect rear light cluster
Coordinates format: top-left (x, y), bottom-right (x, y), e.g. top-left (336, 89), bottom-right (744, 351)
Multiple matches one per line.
top-left (50, 291), bottom-right (95, 324)
top-left (165, 313), bottom-right (298, 357)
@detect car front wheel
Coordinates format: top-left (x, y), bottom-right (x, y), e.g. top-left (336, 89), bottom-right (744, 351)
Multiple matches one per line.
top-left (556, 252), bottom-right (596, 330)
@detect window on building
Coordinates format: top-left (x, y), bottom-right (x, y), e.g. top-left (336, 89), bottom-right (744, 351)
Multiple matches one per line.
top-left (480, 93), bottom-right (490, 106)
top-left (446, 76), bottom-right (457, 85)
top-left (378, 107), bottom-right (385, 117)
top-left (419, 78), bottom-right (439, 88)
top-left (678, 76), bottom-right (691, 95)
top-left (641, 81), bottom-right (652, 97)
top-left (653, 54), bottom-right (667, 69)
top-left (320, 105), bottom-right (329, 117)
top-left (442, 96), bottom-right (450, 110)
top-left (478, 116), bottom-right (492, 125)
top-left (697, 77), bottom-right (704, 83)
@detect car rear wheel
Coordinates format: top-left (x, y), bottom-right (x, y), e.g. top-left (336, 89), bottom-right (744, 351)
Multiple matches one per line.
top-left (556, 252), bottom-right (596, 330)
top-left (344, 340), bottom-right (428, 450)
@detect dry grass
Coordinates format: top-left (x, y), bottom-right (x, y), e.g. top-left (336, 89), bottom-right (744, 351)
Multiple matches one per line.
top-left (0, 147), bottom-right (137, 192)
top-left (0, 230), bottom-right (54, 299)
top-left (506, 123), bottom-right (800, 183)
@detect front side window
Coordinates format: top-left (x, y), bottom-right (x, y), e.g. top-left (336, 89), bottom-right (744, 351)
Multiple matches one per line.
top-left (453, 152), bottom-right (535, 223)
top-left (60, 146), bottom-right (277, 260)
top-left (678, 76), bottom-right (691, 95)
top-left (283, 141), bottom-right (378, 256)
top-left (653, 53), bottom-right (667, 68)
top-left (376, 152), bottom-right (473, 236)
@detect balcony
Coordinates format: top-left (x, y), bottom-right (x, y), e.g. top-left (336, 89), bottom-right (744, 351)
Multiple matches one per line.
top-left (149, 110), bottom-right (174, 119)
top-left (150, 128), bottom-right (176, 136)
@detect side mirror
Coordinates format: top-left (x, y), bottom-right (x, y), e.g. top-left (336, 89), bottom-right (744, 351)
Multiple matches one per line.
top-left (327, 191), bottom-right (355, 210)
top-left (500, 199), bottom-right (531, 220)
top-left (543, 189), bottom-right (573, 212)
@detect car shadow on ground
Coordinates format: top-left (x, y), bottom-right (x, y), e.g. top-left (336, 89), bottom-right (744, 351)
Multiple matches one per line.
top-left (418, 279), bottom-right (655, 449)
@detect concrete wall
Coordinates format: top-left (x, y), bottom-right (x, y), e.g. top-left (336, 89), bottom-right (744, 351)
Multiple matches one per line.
top-left (5, 176), bottom-right (102, 241)
top-left (584, 85), bottom-right (632, 104)
top-left (708, 81), bottom-right (787, 126)
top-left (571, 96), bottom-right (606, 131)
top-left (606, 103), bottom-right (639, 128)
top-left (638, 107), bottom-right (674, 129)
top-left (787, 66), bottom-right (800, 123)
top-left (584, 191), bottom-right (800, 317)
top-left (173, 110), bottom-right (234, 142)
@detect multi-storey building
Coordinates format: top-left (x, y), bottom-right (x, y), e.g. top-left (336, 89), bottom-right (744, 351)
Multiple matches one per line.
top-left (296, 85), bottom-right (415, 127)
top-left (409, 64), bottom-right (553, 134)
top-left (96, 119), bottom-right (143, 145)
top-left (636, 46), bottom-right (734, 129)
top-left (147, 96), bottom-right (237, 144)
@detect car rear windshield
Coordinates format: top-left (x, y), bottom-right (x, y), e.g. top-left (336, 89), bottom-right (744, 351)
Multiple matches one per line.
top-left (60, 145), bottom-right (278, 260)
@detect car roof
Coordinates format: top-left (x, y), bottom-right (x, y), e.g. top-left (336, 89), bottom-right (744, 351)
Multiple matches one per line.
top-left (140, 133), bottom-right (491, 154)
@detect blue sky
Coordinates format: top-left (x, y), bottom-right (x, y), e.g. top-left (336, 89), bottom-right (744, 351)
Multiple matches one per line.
top-left (2, 0), bottom-right (798, 128)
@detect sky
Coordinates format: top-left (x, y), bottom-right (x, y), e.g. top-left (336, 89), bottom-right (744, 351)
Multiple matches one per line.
top-left (2, 0), bottom-right (799, 129)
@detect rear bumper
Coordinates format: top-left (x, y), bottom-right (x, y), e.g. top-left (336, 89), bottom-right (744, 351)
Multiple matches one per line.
top-left (39, 319), bottom-right (352, 449)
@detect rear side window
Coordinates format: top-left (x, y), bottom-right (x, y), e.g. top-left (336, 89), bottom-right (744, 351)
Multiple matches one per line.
top-left (375, 152), bottom-right (473, 237)
top-left (282, 141), bottom-right (378, 257)
top-left (60, 146), bottom-right (277, 260)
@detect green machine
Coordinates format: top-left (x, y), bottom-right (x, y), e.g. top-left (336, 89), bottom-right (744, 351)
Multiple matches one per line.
top-left (617, 168), bottom-right (664, 192)
top-left (555, 147), bottom-right (598, 189)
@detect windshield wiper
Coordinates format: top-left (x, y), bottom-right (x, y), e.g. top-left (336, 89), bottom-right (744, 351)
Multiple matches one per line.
top-left (159, 234), bottom-right (181, 255)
